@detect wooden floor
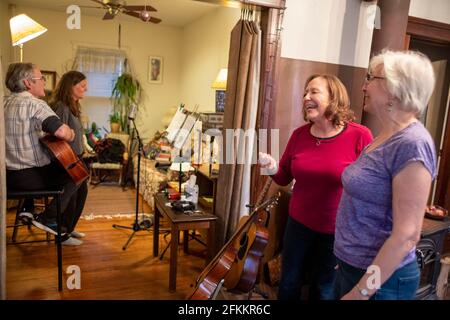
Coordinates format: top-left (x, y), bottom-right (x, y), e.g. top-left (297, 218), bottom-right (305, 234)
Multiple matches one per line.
top-left (6, 185), bottom-right (449, 300)
top-left (5, 185), bottom-right (277, 300)
top-left (6, 217), bottom-right (208, 299)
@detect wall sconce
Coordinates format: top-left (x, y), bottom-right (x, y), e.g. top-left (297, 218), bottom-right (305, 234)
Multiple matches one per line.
top-left (211, 68), bottom-right (227, 113)
top-left (10, 14), bottom-right (47, 62)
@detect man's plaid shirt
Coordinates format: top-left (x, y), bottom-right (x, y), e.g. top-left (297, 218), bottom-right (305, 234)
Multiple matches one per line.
top-left (4, 91), bottom-right (58, 170)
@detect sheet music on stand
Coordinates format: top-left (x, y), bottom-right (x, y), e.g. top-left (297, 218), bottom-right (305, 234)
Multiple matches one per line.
top-left (166, 104), bottom-right (200, 151)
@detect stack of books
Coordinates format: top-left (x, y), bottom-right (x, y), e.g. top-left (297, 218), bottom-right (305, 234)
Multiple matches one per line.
top-left (155, 144), bottom-right (171, 164)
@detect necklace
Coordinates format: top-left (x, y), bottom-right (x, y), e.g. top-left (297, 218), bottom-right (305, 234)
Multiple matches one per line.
top-left (313, 125), bottom-right (346, 146)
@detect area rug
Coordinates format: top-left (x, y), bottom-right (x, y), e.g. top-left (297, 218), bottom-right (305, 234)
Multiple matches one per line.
top-left (80, 184), bottom-right (141, 219)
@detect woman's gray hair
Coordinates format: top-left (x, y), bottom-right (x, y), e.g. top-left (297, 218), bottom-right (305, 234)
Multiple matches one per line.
top-left (5, 62), bottom-right (36, 93)
top-left (369, 50), bottom-right (435, 115)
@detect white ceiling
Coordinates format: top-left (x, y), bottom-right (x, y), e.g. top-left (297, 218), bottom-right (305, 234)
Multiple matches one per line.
top-left (6, 0), bottom-right (221, 27)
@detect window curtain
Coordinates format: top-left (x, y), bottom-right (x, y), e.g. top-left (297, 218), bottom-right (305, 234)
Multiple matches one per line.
top-left (73, 46), bottom-right (127, 74)
top-left (214, 16), bottom-right (262, 252)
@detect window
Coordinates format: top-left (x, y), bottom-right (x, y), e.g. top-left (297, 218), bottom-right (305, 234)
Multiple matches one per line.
top-left (73, 46), bottom-right (127, 97)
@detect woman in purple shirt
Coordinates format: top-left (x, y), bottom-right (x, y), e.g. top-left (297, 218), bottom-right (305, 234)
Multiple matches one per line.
top-left (333, 50), bottom-right (437, 300)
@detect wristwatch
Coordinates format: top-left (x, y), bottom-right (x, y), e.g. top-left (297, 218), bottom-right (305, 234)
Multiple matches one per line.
top-left (356, 284), bottom-right (370, 298)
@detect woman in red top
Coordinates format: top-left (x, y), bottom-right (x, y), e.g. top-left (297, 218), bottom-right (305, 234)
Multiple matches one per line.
top-left (260, 74), bottom-right (373, 300)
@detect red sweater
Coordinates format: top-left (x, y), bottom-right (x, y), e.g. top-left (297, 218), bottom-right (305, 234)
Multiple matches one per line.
top-left (272, 122), bottom-right (373, 234)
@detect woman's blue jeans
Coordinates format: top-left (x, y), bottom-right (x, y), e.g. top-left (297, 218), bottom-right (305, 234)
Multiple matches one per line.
top-left (333, 258), bottom-right (420, 300)
top-left (278, 216), bottom-right (336, 300)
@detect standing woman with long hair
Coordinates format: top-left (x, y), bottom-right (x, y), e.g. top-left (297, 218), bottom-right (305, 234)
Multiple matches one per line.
top-left (50, 70), bottom-right (88, 245)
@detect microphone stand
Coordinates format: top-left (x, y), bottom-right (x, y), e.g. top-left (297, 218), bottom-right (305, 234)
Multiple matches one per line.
top-left (112, 118), bottom-right (151, 250)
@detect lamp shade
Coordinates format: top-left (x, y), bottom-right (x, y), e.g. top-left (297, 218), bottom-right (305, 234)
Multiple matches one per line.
top-left (211, 68), bottom-right (228, 89)
top-left (10, 14), bottom-right (47, 46)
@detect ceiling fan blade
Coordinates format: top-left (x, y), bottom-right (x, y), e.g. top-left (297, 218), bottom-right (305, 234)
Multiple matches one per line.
top-left (103, 11), bottom-right (115, 20)
top-left (123, 5), bottom-right (156, 12)
top-left (123, 10), bottom-right (140, 18)
top-left (149, 17), bottom-right (162, 24)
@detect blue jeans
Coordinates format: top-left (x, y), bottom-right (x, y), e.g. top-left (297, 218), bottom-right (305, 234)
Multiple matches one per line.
top-left (333, 258), bottom-right (420, 300)
top-left (278, 217), bottom-right (336, 300)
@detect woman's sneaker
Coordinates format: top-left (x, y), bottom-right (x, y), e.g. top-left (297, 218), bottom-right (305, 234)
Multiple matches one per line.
top-left (70, 230), bottom-right (86, 238)
top-left (61, 237), bottom-right (83, 246)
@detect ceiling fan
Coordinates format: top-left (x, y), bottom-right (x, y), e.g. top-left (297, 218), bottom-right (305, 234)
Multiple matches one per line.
top-left (86, 0), bottom-right (162, 23)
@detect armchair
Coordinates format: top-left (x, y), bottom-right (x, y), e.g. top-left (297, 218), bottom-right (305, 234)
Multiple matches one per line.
top-left (89, 132), bottom-right (130, 186)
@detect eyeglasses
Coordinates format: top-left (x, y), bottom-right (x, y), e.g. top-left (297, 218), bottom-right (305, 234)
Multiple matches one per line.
top-left (365, 73), bottom-right (385, 82)
top-left (30, 76), bottom-right (46, 82)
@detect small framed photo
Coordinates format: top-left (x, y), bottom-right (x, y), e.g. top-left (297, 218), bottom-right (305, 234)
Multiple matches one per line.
top-left (148, 56), bottom-right (163, 84)
top-left (41, 70), bottom-right (56, 92)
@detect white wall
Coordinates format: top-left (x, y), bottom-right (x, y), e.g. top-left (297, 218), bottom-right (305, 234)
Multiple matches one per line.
top-left (281, 0), bottom-right (376, 68)
top-left (180, 7), bottom-right (240, 113)
top-left (409, 0), bottom-right (450, 24)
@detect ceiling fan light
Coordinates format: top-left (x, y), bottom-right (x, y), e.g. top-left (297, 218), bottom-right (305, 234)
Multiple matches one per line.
top-left (140, 10), bottom-right (151, 22)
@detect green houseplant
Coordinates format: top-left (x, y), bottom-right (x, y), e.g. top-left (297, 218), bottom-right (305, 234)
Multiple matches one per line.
top-left (109, 111), bottom-right (121, 133)
top-left (111, 73), bottom-right (141, 134)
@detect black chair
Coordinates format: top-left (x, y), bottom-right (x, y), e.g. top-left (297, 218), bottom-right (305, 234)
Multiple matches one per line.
top-left (8, 197), bottom-right (51, 244)
top-left (7, 188), bottom-right (64, 292)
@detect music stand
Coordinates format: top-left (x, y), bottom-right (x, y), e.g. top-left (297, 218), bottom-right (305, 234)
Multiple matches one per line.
top-left (112, 118), bottom-right (151, 250)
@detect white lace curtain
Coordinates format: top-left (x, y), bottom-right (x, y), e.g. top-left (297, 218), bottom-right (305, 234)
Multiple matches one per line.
top-left (73, 46), bottom-right (127, 74)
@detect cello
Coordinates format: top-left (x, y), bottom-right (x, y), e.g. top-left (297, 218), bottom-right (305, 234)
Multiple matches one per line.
top-left (223, 177), bottom-right (273, 292)
top-left (186, 193), bottom-right (278, 300)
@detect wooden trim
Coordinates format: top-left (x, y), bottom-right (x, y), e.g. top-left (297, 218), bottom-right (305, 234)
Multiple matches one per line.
top-left (407, 16), bottom-right (450, 43)
top-left (241, 0), bottom-right (285, 8)
top-left (194, 0), bottom-right (285, 9)
top-left (0, 56), bottom-right (5, 299)
top-left (435, 97), bottom-right (450, 210)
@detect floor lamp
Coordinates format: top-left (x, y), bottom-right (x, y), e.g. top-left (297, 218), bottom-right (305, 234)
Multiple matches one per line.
top-left (10, 14), bottom-right (47, 62)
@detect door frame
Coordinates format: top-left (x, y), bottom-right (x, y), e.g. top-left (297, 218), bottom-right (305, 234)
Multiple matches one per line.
top-left (406, 16), bottom-right (450, 210)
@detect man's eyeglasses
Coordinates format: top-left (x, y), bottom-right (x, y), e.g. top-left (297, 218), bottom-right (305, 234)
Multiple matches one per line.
top-left (365, 73), bottom-right (385, 82)
top-left (30, 76), bottom-right (46, 82)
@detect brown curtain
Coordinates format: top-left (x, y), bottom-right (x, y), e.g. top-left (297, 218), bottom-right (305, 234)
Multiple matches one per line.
top-left (213, 18), bottom-right (261, 253)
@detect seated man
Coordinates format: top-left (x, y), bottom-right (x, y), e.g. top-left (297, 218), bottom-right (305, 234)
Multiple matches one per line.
top-left (4, 62), bottom-right (82, 246)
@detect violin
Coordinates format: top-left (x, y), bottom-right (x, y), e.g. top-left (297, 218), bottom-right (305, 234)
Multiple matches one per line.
top-left (40, 135), bottom-right (89, 186)
top-left (186, 192), bottom-right (278, 300)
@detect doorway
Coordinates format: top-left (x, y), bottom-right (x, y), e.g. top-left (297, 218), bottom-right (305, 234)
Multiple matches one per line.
top-left (406, 17), bottom-right (450, 211)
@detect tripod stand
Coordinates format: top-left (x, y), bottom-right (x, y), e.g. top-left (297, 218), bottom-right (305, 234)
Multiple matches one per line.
top-left (112, 119), bottom-right (152, 250)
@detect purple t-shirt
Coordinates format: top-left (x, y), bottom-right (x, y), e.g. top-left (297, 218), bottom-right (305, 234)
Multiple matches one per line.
top-left (334, 121), bottom-right (437, 269)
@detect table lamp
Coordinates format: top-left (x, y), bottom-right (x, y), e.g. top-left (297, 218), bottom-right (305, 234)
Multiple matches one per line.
top-left (10, 14), bottom-right (47, 62)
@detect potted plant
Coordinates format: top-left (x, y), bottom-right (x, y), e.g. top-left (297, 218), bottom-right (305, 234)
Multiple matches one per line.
top-left (111, 73), bottom-right (141, 134)
top-left (109, 111), bottom-right (121, 133)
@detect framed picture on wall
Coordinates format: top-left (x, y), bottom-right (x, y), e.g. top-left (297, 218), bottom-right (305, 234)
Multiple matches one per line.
top-left (148, 56), bottom-right (163, 84)
top-left (41, 70), bottom-right (57, 92)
